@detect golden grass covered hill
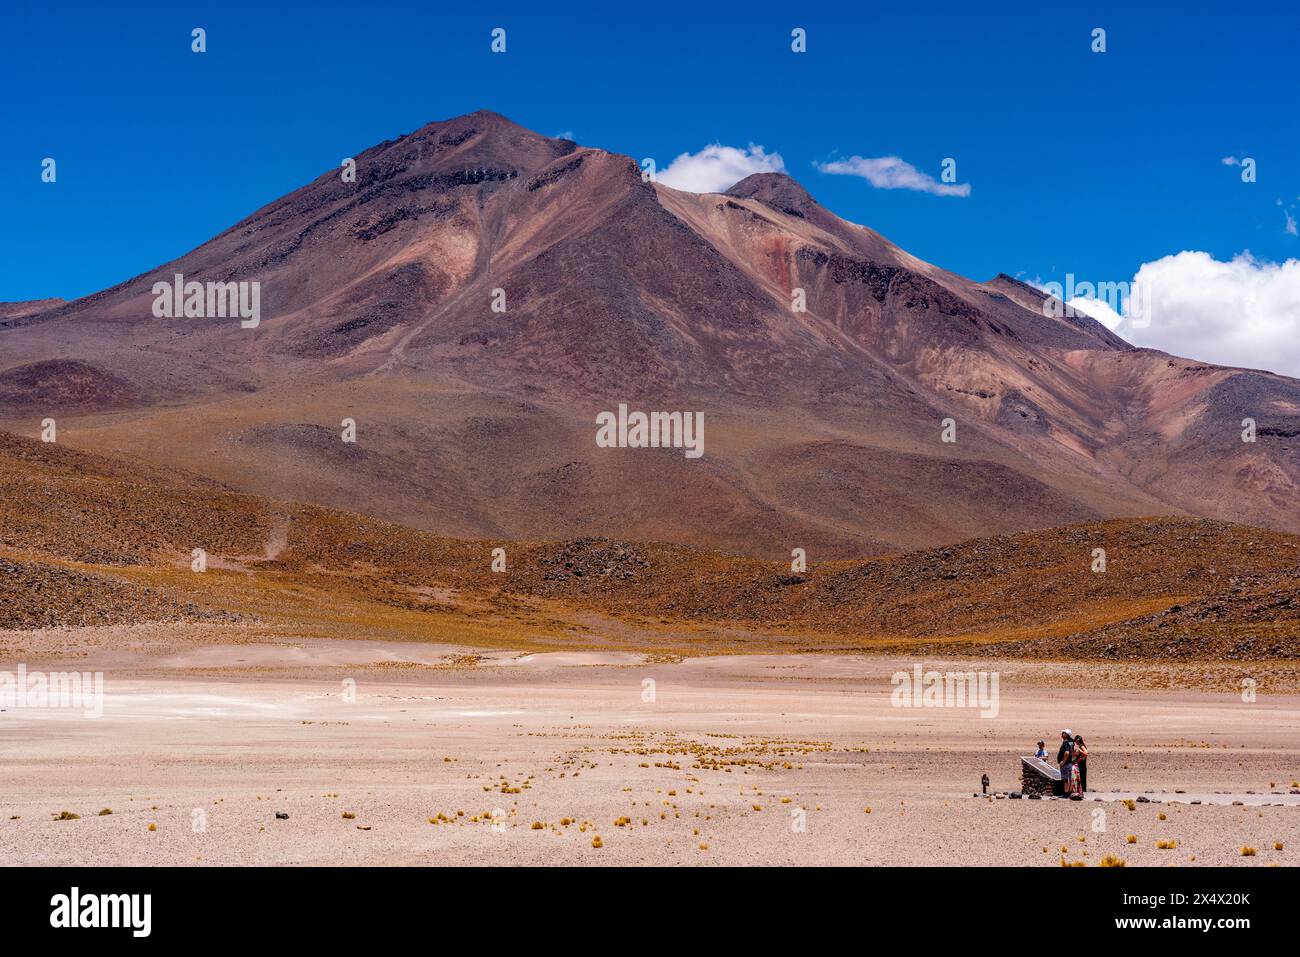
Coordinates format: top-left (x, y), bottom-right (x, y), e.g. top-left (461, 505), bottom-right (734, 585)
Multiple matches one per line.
top-left (1, 430), bottom-right (1297, 660)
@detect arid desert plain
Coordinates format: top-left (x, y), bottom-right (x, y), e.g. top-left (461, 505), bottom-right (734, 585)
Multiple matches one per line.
top-left (5, 106), bottom-right (1300, 870)
top-left (4, 625), bottom-right (1298, 867)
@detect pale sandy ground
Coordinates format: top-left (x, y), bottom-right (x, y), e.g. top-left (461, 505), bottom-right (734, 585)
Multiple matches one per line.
top-left (2, 631), bottom-right (1298, 866)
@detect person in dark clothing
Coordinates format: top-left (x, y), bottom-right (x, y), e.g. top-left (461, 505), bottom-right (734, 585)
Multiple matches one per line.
top-left (1055, 729), bottom-right (1074, 796)
top-left (1056, 729), bottom-right (1073, 764)
top-left (1073, 734), bottom-right (1089, 793)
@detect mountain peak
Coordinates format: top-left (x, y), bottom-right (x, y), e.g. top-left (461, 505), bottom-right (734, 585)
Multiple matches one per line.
top-left (348, 109), bottom-right (577, 188)
top-left (391, 110), bottom-right (554, 153)
top-left (988, 272), bottom-right (1040, 293)
top-left (725, 172), bottom-right (818, 219)
top-left (983, 273), bottom-right (1133, 350)
top-left (422, 108), bottom-right (519, 130)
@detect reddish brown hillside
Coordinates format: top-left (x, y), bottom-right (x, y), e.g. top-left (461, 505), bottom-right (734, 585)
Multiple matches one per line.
top-left (1, 112), bottom-right (1296, 555)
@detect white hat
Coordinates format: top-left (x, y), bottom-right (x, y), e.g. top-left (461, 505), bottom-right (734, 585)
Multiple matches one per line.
top-left (1061, 729), bottom-right (1073, 736)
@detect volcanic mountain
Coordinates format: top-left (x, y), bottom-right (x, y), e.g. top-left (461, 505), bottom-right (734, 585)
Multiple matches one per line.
top-left (2, 110), bottom-right (1298, 557)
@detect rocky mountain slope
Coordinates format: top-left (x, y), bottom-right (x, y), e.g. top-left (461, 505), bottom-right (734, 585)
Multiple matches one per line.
top-left (1, 111), bottom-right (1297, 556)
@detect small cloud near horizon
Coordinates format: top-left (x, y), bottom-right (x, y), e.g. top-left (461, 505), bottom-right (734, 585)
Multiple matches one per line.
top-left (815, 155), bottom-right (970, 197)
top-left (656, 144), bottom-right (785, 193)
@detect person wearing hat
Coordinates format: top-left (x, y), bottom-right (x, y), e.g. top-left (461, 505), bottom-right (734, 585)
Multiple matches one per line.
top-left (1056, 729), bottom-right (1074, 764)
top-left (1034, 740), bottom-right (1048, 760)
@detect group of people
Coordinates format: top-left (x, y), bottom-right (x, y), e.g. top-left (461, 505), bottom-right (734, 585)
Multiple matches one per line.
top-left (1035, 729), bottom-right (1088, 795)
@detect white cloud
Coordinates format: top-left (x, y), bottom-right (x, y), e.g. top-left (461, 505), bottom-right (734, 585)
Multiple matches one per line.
top-left (656, 144), bottom-right (785, 193)
top-left (1111, 251), bottom-right (1300, 378)
top-left (1279, 198), bottom-right (1298, 236)
top-left (1221, 155), bottom-right (1241, 166)
top-left (815, 155), bottom-right (971, 197)
top-left (1065, 295), bottom-right (1125, 331)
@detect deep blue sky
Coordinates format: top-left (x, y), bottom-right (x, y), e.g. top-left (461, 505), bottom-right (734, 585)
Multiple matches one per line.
top-left (3, 0), bottom-right (1296, 302)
